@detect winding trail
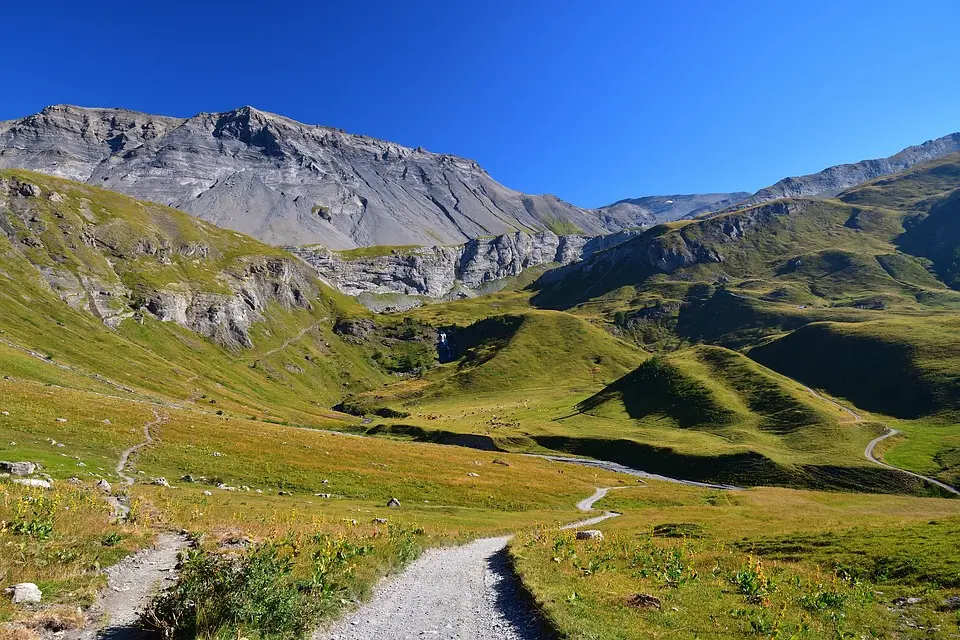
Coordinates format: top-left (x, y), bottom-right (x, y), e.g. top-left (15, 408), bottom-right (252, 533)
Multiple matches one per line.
top-left (315, 487), bottom-right (622, 640)
top-left (73, 409), bottom-right (190, 640)
top-left (257, 320), bottom-right (325, 361)
top-left (800, 384), bottom-right (960, 496)
top-left (865, 428), bottom-right (960, 496)
top-left (528, 454), bottom-right (742, 490)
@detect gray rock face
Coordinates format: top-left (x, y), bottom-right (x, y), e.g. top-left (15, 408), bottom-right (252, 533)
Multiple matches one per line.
top-left (724, 134), bottom-right (960, 212)
top-left (291, 229), bottom-right (641, 302)
top-left (0, 175), bottom-right (315, 348)
top-left (0, 105), bottom-right (609, 248)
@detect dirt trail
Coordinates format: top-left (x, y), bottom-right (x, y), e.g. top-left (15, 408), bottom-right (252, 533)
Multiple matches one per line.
top-left (801, 384), bottom-right (960, 496)
top-left (104, 410), bottom-right (168, 519)
top-left (315, 487), bottom-right (622, 640)
top-left (65, 533), bottom-right (187, 640)
top-left (66, 409), bottom-right (189, 640)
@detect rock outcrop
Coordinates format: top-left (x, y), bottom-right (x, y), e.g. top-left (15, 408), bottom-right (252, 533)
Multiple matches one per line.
top-left (290, 230), bottom-right (641, 302)
top-left (0, 173), bottom-right (315, 348)
top-left (0, 105), bottom-right (609, 248)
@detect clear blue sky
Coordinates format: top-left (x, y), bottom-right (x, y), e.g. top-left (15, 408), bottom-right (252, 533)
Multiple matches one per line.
top-left (3, 0), bottom-right (958, 207)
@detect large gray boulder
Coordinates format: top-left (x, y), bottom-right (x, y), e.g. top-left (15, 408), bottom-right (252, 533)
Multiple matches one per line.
top-left (0, 461), bottom-right (37, 476)
top-left (8, 583), bottom-right (42, 604)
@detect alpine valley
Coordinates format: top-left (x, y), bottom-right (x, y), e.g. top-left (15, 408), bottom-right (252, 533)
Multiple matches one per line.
top-left (2, 104), bottom-right (960, 640)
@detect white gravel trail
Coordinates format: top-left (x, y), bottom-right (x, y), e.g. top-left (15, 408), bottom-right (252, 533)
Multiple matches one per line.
top-left (316, 488), bottom-right (622, 640)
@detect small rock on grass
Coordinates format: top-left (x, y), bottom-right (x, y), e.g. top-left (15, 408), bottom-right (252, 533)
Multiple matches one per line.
top-left (625, 593), bottom-right (661, 610)
top-left (13, 478), bottom-right (51, 489)
top-left (8, 583), bottom-right (42, 604)
top-left (943, 596), bottom-right (960, 611)
top-left (894, 596), bottom-right (922, 607)
top-left (576, 530), bottom-right (604, 541)
top-left (387, 497), bottom-right (401, 507)
top-left (96, 479), bottom-right (112, 493)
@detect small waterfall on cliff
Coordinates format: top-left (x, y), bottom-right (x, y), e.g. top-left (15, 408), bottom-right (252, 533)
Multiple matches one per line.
top-left (437, 330), bottom-right (455, 363)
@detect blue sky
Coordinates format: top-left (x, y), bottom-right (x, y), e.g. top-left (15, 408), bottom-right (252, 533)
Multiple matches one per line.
top-left (3, 0), bottom-right (958, 207)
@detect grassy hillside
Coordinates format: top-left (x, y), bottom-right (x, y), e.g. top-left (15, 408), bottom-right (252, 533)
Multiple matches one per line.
top-left (511, 482), bottom-right (960, 640)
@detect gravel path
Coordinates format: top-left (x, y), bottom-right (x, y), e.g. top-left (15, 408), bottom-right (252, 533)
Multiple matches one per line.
top-left (315, 488), bottom-right (622, 640)
top-left (64, 533), bottom-right (188, 640)
top-left (865, 428), bottom-right (960, 496)
top-left (800, 384), bottom-right (960, 496)
top-left (527, 454), bottom-right (742, 490)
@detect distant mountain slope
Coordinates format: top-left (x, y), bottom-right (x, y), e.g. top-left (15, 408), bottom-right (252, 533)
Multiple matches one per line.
top-left (0, 105), bottom-right (608, 248)
top-left (597, 192), bottom-right (750, 227)
top-left (715, 132), bottom-right (960, 213)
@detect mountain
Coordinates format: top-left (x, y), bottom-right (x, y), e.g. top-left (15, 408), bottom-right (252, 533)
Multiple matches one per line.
top-left (597, 192), bottom-right (750, 226)
top-left (0, 105), bottom-right (609, 248)
top-left (713, 132), bottom-right (960, 213)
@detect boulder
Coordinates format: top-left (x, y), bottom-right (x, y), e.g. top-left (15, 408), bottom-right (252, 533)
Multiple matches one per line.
top-left (467, 472), bottom-right (480, 477)
top-left (387, 497), bottom-right (401, 508)
top-left (575, 530), bottom-right (604, 541)
top-left (202, 490), bottom-right (212, 496)
top-left (943, 596), bottom-right (960, 611)
top-left (0, 461), bottom-right (37, 476)
top-left (13, 478), bottom-right (51, 489)
top-left (8, 583), bottom-right (42, 604)
top-left (151, 477), bottom-right (171, 487)
top-left (373, 518), bottom-right (388, 524)
top-left (492, 458), bottom-right (510, 466)
top-left (96, 479), bottom-right (112, 494)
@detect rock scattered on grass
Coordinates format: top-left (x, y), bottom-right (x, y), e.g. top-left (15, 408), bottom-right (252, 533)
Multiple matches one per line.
top-left (152, 477), bottom-right (171, 488)
top-left (894, 596), bottom-right (922, 607)
top-left (467, 472), bottom-right (480, 477)
top-left (387, 497), bottom-right (401, 508)
top-left (12, 478), bottom-right (51, 489)
top-left (625, 593), bottom-right (661, 610)
top-left (96, 479), bottom-right (112, 494)
top-left (373, 518), bottom-right (388, 524)
top-left (576, 530), bottom-right (604, 541)
top-left (202, 490), bottom-right (212, 496)
top-left (0, 461), bottom-right (37, 476)
top-left (943, 596), bottom-right (960, 611)
top-left (55, 418), bottom-right (67, 423)
top-left (492, 458), bottom-right (510, 466)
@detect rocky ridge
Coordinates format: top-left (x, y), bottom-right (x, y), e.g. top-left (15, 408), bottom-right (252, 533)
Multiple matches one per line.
top-left (0, 105), bottom-right (611, 248)
top-left (289, 229), bottom-right (641, 304)
top-left (713, 133), bottom-right (960, 214)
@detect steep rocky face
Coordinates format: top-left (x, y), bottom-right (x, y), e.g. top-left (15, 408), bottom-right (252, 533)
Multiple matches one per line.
top-left (721, 133), bottom-right (960, 213)
top-left (0, 105), bottom-right (610, 248)
top-left (0, 172), bottom-right (314, 348)
top-left (598, 193), bottom-right (751, 227)
top-left (290, 230), bottom-right (641, 301)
